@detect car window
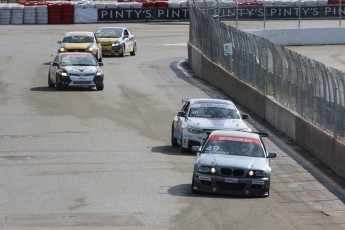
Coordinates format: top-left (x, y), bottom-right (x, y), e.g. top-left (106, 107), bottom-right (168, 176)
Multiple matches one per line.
top-left (189, 107), bottom-right (240, 119)
top-left (60, 56), bottom-right (97, 66)
top-left (181, 102), bottom-right (190, 113)
top-left (202, 139), bottom-right (265, 157)
top-left (98, 28), bottom-right (123, 38)
top-left (63, 35), bottom-right (94, 43)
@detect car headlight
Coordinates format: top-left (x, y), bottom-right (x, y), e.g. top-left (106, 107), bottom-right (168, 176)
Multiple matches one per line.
top-left (95, 71), bottom-right (103, 76)
top-left (87, 47), bottom-right (94, 52)
top-left (57, 71), bottom-right (69, 77)
top-left (112, 42), bottom-right (121, 47)
top-left (198, 166), bottom-right (217, 174)
top-left (187, 126), bottom-right (203, 134)
top-left (59, 47), bottom-right (66, 52)
top-left (248, 170), bottom-right (267, 178)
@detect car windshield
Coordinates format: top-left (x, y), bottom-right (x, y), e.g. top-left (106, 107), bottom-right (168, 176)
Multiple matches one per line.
top-left (62, 35), bottom-right (94, 43)
top-left (189, 106), bottom-right (240, 119)
top-left (202, 139), bottom-right (265, 158)
top-left (60, 56), bottom-right (97, 66)
top-left (97, 28), bottom-right (123, 38)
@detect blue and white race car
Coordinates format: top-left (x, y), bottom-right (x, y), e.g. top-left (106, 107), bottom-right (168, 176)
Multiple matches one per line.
top-left (171, 98), bottom-right (251, 152)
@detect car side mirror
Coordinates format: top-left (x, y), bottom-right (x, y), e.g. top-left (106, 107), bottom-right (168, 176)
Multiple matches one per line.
top-left (177, 111), bottom-right (186, 117)
top-left (98, 62), bottom-right (104, 66)
top-left (242, 113), bottom-right (250, 119)
top-left (267, 152), bottom-right (277, 158)
top-left (57, 40), bottom-right (62, 44)
top-left (52, 62), bottom-right (59, 67)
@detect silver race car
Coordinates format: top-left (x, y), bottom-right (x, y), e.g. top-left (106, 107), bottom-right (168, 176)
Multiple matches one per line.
top-left (48, 52), bottom-right (104, 91)
top-left (171, 98), bottom-right (251, 152)
top-left (191, 130), bottom-right (277, 197)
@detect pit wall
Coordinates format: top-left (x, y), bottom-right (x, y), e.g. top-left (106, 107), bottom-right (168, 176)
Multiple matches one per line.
top-left (188, 43), bottom-right (345, 178)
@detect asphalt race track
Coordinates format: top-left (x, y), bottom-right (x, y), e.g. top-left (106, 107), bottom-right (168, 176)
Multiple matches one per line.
top-left (0, 22), bottom-right (344, 229)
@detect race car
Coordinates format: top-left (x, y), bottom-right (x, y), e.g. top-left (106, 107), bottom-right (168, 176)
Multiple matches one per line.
top-left (95, 27), bottom-right (136, 57)
top-left (171, 98), bottom-right (251, 152)
top-left (57, 31), bottom-right (103, 62)
top-left (48, 52), bottom-right (104, 91)
top-left (191, 130), bottom-right (277, 197)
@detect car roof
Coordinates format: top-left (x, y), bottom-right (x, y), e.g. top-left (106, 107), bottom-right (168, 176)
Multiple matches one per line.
top-left (64, 31), bottom-right (94, 36)
top-left (189, 98), bottom-right (235, 106)
top-left (97, 27), bottom-right (126, 30)
top-left (209, 130), bottom-right (260, 140)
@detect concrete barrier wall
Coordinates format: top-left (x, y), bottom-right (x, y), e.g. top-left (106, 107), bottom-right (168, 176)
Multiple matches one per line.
top-left (247, 28), bottom-right (345, 45)
top-left (266, 96), bottom-right (296, 141)
top-left (188, 42), bottom-right (345, 178)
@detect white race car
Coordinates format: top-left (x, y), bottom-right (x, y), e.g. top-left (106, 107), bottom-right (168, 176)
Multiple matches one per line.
top-left (171, 98), bottom-right (251, 152)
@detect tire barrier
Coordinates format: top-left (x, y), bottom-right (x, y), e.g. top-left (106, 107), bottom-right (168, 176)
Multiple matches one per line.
top-left (23, 5), bottom-right (36, 24)
top-left (10, 4), bottom-right (24, 24)
top-left (61, 3), bottom-right (74, 24)
top-left (0, 4), bottom-right (11, 25)
top-left (1, 0), bottom-right (344, 24)
top-left (47, 3), bottom-right (61, 24)
top-left (36, 5), bottom-right (48, 24)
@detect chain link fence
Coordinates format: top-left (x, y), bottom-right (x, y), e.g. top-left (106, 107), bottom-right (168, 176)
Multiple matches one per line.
top-left (189, 2), bottom-right (345, 141)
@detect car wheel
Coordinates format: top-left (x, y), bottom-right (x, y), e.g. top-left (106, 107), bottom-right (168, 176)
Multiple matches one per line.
top-left (48, 73), bottom-right (55, 88)
top-left (130, 44), bottom-right (136, 56)
top-left (120, 46), bottom-right (125, 57)
top-left (171, 124), bottom-right (178, 147)
top-left (55, 76), bottom-right (62, 90)
top-left (191, 175), bottom-right (199, 194)
top-left (96, 85), bottom-right (104, 91)
top-left (180, 135), bottom-right (188, 153)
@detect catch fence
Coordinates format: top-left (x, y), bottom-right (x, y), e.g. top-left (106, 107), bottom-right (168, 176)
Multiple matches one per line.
top-left (189, 2), bottom-right (345, 141)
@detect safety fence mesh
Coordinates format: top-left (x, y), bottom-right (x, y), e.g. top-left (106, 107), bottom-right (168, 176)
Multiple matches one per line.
top-left (189, 3), bottom-right (345, 141)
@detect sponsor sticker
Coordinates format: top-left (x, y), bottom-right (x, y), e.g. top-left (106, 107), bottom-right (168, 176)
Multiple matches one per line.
top-left (209, 136), bottom-right (261, 145)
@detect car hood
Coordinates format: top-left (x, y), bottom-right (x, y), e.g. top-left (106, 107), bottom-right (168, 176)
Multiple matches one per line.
top-left (98, 38), bottom-right (120, 44)
top-left (186, 117), bottom-right (248, 130)
top-left (62, 66), bottom-right (98, 74)
top-left (199, 154), bottom-right (267, 169)
top-left (63, 43), bottom-right (91, 49)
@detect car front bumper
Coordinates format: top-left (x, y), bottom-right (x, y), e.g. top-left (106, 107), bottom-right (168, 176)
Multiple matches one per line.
top-left (57, 75), bottom-right (103, 87)
top-left (101, 44), bottom-right (124, 56)
top-left (181, 131), bottom-right (209, 150)
top-left (192, 173), bottom-right (270, 197)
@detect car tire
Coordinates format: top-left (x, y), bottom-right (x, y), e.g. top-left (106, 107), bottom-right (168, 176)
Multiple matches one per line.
top-left (180, 135), bottom-right (188, 153)
top-left (130, 44), bottom-right (136, 56)
top-left (120, 46), bottom-right (125, 57)
top-left (48, 73), bottom-right (55, 88)
top-left (55, 76), bottom-right (62, 90)
top-left (96, 85), bottom-right (104, 91)
top-left (191, 175), bottom-right (199, 194)
top-left (171, 124), bottom-right (179, 147)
